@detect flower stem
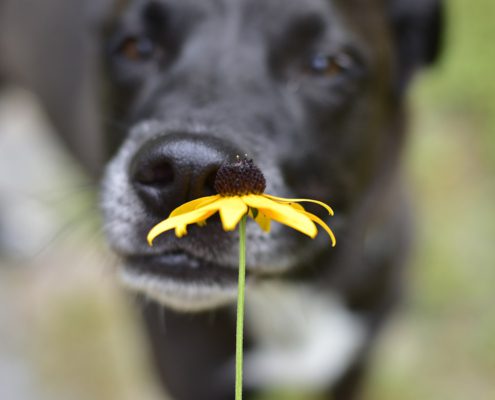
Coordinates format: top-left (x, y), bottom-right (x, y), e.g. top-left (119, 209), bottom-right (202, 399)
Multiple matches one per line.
top-left (235, 215), bottom-right (247, 400)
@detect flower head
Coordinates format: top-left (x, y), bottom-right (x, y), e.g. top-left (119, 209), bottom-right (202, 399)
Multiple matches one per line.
top-left (147, 157), bottom-right (336, 246)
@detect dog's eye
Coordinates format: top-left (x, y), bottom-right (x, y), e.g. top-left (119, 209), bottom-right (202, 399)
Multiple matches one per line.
top-left (305, 52), bottom-right (354, 77)
top-left (116, 36), bottom-right (157, 62)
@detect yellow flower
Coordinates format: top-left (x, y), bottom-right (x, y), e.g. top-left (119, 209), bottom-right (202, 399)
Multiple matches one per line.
top-left (147, 158), bottom-right (336, 246)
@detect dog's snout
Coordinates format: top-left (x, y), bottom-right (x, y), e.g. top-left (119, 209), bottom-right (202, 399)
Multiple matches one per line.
top-left (130, 133), bottom-right (239, 213)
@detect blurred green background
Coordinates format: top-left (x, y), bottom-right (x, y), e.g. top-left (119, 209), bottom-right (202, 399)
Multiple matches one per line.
top-left (369, 0), bottom-right (495, 398)
top-left (0, 0), bottom-right (494, 399)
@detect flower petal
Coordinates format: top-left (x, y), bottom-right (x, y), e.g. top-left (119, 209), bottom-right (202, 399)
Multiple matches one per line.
top-left (254, 210), bottom-right (271, 232)
top-left (302, 211), bottom-right (336, 247)
top-left (242, 194), bottom-right (317, 238)
top-left (263, 194), bottom-right (334, 216)
top-left (248, 208), bottom-right (270, 231)
top-left (216, 197), bottom-right (248, 231)
top-left (174, 210), bottom-right (217, 238)
top-left (288, 202), bottom-right (305, 211)
top-left (169, 195), bottom-right (221, 217)
top-left (147, 199), bottom-right (224, 243)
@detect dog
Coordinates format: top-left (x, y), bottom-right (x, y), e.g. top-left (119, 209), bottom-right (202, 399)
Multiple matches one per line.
top-left (0, 0), bottom-right (443, 398)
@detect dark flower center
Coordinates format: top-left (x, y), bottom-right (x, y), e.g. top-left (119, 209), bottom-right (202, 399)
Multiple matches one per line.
top-left (214, 158), bottom-right (266, 196)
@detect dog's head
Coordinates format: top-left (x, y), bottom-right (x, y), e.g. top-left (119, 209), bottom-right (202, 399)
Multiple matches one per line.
top-left (98, 0), bottom-right (442, 310)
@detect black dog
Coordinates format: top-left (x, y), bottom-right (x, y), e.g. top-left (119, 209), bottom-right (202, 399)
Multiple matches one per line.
top-left (0, 0), bottom-right (442, 399)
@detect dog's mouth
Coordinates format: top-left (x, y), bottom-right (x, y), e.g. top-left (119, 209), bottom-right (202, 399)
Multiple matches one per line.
top-left (124, 251), bottom-right (240, 284)
top-left (120, 250), bottom-right (243, 311)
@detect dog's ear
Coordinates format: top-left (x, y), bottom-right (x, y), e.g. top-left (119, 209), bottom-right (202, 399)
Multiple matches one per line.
top-left (389, 0), bottom-right (444, 93)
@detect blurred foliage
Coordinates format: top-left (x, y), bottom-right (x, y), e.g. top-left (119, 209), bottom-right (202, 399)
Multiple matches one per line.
top-left (368, 0), bottom-right (495, 398)
top-left (412, 0), bottom-right (495, 164)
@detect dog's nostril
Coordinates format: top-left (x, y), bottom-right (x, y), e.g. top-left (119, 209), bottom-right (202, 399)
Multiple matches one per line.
top-left (134, 161), bottom-right (174, 187)
top-left (129, 133), bottom-right (242, 214)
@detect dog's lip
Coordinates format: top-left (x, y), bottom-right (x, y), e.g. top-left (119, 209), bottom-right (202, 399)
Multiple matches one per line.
top-left (124, 251), bottom-right (240, 285)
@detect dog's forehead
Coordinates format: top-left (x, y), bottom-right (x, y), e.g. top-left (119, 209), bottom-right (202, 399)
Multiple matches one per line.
top-left (167, 0), bottom-right (333, 15)
top-left (118, 0), bottom-right (388, 47)
top-left (125, 0), bottom-right (342, 27)
top-left (230, 0), bottom-right (333, 18)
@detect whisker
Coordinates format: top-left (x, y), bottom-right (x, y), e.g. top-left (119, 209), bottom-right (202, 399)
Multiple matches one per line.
top-left (32, 201), bottom-right (100, 258)
top-left (10, 181), bottom-right (98, 213)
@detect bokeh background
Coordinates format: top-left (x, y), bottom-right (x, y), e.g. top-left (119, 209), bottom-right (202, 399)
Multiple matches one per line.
top-left (0, 0), bottom-right (494, 399)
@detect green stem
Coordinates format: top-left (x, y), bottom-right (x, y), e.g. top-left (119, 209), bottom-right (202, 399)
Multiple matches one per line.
top-left (235, 215), bottom-right (247, 400)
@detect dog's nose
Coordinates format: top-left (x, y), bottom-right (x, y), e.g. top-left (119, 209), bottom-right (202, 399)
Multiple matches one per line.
top-left (130, 133), bottom-right (238, 213)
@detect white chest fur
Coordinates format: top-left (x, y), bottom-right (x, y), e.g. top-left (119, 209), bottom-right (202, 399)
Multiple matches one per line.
top-left (244, 282), bottom-right (366, 391)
